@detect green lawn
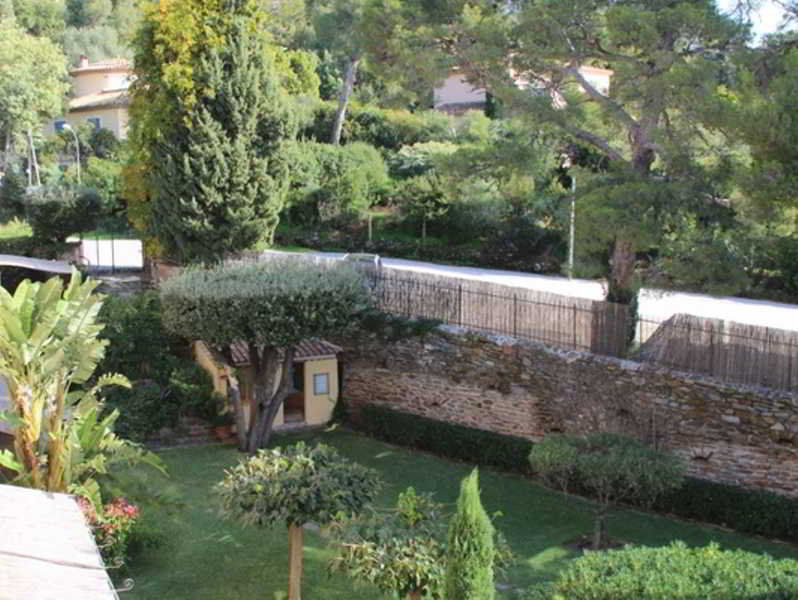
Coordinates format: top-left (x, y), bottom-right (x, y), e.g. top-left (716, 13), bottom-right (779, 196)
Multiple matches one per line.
top-left (126, 429), bottom-right (798, 600)
top-left (0, 218), bottom-right (32, 240)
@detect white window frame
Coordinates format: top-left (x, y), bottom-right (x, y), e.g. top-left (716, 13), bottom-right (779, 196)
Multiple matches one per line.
top-left (313, 373), bottom-right (329, 395)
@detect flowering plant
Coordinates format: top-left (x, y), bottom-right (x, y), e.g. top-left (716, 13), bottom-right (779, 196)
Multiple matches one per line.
top-left (77, 496), bottom-right (141, 570)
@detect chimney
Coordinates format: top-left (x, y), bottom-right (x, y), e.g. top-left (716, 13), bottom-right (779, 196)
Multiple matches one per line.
top-left (78, 55), bottom-right (89, 68)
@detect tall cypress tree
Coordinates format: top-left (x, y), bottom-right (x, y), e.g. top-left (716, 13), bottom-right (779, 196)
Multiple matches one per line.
top-left (149, 9), bottom-right (296, 264)
top-left (445, 469), bottom-right (495, 600)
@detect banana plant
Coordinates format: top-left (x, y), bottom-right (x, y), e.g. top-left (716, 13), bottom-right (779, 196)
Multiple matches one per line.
top-left (0, 269), bottom-right (159, 495)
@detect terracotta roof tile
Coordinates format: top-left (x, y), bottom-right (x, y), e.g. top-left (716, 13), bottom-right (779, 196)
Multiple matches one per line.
top-left (228, 339), bottom-right (342, 366)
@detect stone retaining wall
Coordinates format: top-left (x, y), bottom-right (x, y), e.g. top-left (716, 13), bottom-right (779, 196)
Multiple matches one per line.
top-left (338, 326), bottom-right (798, 497)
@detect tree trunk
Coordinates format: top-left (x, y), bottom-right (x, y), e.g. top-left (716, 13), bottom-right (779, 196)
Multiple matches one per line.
top-left (331, 56), bottom-right (360, 145)
top-left (606, 237), bottom-right (636, 304)
top-left (288, 523), bottom-right (303, 600)
top-left (421, 216), bottom-right (426, 246)
top-left (246, 346), bottom-right (296, 453)
top-left (2, 128), bottom-right (10, 171)
top-left (228, 375), bottom-right (248, 452)
top-left (592, 504), bottom-right (609, 550)
top-left (27, 128), bottom-right (40, 186)
top-left (407, 590), bottom-right (422, 600)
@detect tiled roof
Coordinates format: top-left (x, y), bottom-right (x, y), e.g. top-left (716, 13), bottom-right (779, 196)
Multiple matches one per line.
top-left (70, 58), bottom-right (131, 74)
top-left (69, 89), bottom-right (130, 111)
top-left (229, 339), bottom-right (342, 366)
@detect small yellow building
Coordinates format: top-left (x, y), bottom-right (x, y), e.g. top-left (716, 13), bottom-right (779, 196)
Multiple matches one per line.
top-left (195, 339), bottom-right (342, 430)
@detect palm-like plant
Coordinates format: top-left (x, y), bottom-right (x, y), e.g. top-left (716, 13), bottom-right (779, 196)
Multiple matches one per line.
top-left (0, 270), bottom-right (162, 498)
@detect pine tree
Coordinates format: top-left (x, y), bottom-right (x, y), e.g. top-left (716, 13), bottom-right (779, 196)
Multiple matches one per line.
top-left (445, 469), bottom-right (495, 600)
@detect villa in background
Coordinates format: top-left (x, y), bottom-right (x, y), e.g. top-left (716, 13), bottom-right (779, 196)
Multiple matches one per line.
top-left (47, 56), bottom-right (132, 139)
top-left (434, 65), bottom-right (612, 115)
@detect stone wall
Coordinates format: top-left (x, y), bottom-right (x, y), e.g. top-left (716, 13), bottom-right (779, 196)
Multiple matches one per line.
top-left (338, 326), bottom-right (798, 497)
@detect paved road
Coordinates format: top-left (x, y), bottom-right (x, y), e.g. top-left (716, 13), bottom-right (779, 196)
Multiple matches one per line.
top-left (81, 240), bottom-right (798, 333)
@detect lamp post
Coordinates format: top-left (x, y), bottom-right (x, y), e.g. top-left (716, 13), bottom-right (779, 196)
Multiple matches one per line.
top-left (62, 123), bottom-right (80, 184)
top-left (562, 156), bottom-right (575, 279)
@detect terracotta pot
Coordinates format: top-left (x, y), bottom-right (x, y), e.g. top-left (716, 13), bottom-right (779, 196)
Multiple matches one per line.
top-left (212, 424), bottom-right (234, 441)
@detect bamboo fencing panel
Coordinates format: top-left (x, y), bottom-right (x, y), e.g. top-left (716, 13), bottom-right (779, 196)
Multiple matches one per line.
top-left (634, 314), bottom-right (798, 392)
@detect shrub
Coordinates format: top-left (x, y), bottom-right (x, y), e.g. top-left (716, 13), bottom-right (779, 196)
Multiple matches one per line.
top-left (78, 496), bottom-right (141, 571)
top-left (25, 185), bottom-right (102, 242)
top-left (169, 364), bottom-right (222, 422)
top-left (103, 382), bottom-right (179, 442)
top-left (389, 141), bottom-right (459, 178)
top-left (529, 434), bottom-right (685, 549)
top-left (285, 141), bottom-right (388, 225)
top-left (523, 541), bottom-right (798, 600)
top-left (358, 404), bottom-right (533, 473)
top-left (97, 291), bottom-right (186, 384)
top-left (302, 101), bottom-right (455, 151)
top-left (445, 469), bottom-right (495, 600)
top-left (654, 476), bottom-right (798, 544)
top-left (355, 404), bottom-right (798, 543)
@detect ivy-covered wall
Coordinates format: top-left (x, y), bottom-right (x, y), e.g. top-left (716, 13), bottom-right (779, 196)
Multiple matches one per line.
top-left (338, 326), bottom-right (798, 497)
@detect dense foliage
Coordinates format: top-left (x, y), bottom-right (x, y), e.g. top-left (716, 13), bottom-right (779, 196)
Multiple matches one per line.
top-left (24, 185), bottom-right (102, 242)
top-left (523, 541), bottom-right (798, 600)
top-left (285, 140), bottom-right (388, 225)
top-left (445, 469), bottom-right (495, 600)
top-left (97, 291), bottom-right (219, 441)
top-left (330, 487), bottom-right (448, 599)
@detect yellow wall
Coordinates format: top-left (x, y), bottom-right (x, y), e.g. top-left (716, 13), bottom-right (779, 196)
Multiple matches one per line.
top-left (303, 358), bottom-right (339, 426)
top-left (72, 71), bottom-right (130, 96)
top-left (193, 342), bottom-right (339, 429)
top-left (47, 107), bottom-right (129, 139)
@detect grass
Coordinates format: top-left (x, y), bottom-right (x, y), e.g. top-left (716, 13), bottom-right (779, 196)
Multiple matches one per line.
top-left (0, 218), bottom-right (32, 240)
top-left (127, 429), bottom-right (798, 600)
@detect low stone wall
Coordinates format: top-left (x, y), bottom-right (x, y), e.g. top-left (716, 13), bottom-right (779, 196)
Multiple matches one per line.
top-left (338, 326), bottom-right (798, 497)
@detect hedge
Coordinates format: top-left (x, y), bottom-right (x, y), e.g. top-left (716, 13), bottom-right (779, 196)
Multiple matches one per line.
top-left (523, 541), bottom-right (798, 600)
top-left (355, 404), bottom-right (798, 543)
top-left (357, 404), bottom-right (533, 474)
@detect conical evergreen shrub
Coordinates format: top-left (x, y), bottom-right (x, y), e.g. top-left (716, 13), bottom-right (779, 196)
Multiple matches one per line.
top-left (445, 468), bottom-right (495, 600)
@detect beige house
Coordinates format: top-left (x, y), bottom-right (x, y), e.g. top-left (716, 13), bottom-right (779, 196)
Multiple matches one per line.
top-left (433, 65), bottom-right (612, 114)
top-left (48, 56), bottom-right (132, 139)
top-left (195, 339), bottom-right (342, 430)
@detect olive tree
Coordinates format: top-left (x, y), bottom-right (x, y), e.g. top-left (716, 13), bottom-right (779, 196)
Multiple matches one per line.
top-left (160, 259), bottom-right (372, 452)
top-left (529, 433), bottom-right (685, 550)
top-left (216, 442), bottom-right (380, 600)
